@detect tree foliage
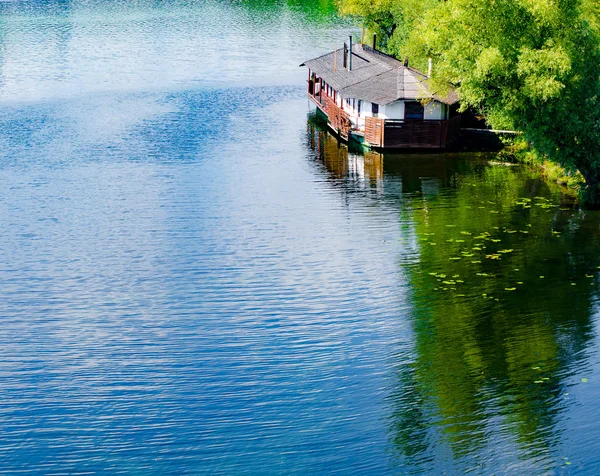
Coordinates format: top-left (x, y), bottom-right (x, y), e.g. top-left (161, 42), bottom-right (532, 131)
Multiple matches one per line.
top-left (338, 0), bottom-right (600, 203)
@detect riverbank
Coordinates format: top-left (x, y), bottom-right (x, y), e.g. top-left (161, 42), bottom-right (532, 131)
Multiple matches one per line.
top-left (495, 137), bottom-right (585, 201)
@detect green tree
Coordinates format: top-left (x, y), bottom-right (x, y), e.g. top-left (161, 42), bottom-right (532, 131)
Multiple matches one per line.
top-left (338, 0), bottom-right (600, 203)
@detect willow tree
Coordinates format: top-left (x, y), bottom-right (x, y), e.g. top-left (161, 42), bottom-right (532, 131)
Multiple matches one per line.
top-left (339, 0), bottom-right (600, 203)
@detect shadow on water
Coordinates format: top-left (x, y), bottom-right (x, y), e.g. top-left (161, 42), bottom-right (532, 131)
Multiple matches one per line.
top-left (305, 115), bottom-right (600, 473)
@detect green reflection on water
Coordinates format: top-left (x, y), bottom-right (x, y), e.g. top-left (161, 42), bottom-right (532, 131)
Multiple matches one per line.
top-left (235, 0), bottom-right (338, 19)
top-left (307, 119), bottom-right (599, 471)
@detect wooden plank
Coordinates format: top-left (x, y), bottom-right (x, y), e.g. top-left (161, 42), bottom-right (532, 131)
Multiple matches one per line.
top-left (364, 116), bottom-right (384, 147)
top-left (383, 119), bottom-right (449, 149)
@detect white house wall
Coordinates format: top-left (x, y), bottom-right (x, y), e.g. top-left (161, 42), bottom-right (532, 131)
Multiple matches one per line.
top-left (333, 94), bottom-right (449, 130)
top-left (381, 101), bottom-right (404, 120)
top-left (341, 98), bottom-right (374, 131)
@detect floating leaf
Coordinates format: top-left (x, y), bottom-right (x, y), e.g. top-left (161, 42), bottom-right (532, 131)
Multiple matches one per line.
top-left (582, 378), bottom-right (589, 382)
top-left (540, 276), bottom-right (545, 279)
top-left (517, 281), bottom-right (523, 285)
top-left (429, 242), bottom-right (438, 245)
top-left (490, 239), bottom-right (501, 243)
top-left (505, 287), bottom-right (516, 291)
top-left (471, 260), bottom-right (482, 263)
top-left (586, 274), bottom-right (593, 278)
top-left (498, 249), bottom-right (514, 253)
top-left (460, 231), bottom-right (472, 235)
top-left (449, 257), bottom-right (462, 261)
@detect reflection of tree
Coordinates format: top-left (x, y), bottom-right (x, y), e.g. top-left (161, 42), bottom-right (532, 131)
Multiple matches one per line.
top-left (305, 117), bottom-right (598, 471)
top-left (236, 0), bottom-right (338, 23)
top-left (392, 176), bottom-right (598, 470)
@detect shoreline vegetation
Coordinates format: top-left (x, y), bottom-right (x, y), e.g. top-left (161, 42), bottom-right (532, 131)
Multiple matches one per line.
top-left (497, 138), bottom-right (584, 199)
top-left (336, 0), bottom-right (600, 205)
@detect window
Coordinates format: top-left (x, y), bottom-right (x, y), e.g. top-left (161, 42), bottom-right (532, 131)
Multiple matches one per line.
top-left (372, 103), bottom-right (379, 117)
top-left (357, 100), bottom-right (361, 116)
top-left (405, 101), bottom-right (424, 120)
top-left (352, 99), bottom-right (356, 111)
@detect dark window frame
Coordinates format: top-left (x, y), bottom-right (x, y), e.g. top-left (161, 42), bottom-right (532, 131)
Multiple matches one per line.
top-left (404, 101), bottom-right (424, 120)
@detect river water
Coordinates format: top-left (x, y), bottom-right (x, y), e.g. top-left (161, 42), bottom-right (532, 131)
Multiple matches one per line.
top-left (1, 0), bottom-right (600, 474)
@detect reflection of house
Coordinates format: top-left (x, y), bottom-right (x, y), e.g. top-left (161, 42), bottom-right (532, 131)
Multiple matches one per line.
top-left (301, 37), bottom-right (460, 149)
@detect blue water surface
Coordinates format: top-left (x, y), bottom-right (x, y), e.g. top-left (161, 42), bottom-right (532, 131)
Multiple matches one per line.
top-left (2, 1), bottom-right (600, 474)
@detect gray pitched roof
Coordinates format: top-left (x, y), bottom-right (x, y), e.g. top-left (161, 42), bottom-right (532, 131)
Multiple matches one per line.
top-left (300, 44), bottom-right (458, 106)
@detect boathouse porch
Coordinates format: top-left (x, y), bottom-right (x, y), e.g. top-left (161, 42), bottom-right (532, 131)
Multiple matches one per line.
top-left (302, 42), bottom-right (461, 150)
top-left (306, 72), bottom-right (460, 149)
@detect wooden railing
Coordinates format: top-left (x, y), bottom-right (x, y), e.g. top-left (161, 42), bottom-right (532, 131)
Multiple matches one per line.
top-left (364, 116), bottom-right (461, 149)
top-left (324, 96), bottom-right (351, 139)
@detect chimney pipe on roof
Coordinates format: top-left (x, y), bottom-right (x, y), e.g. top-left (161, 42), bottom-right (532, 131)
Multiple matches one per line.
top-left (372, 34), bottom-right (377, 51)
top-left (428, 58), bottom-right (433, 77)
top-left (348, 35), bottom-right (353, 71)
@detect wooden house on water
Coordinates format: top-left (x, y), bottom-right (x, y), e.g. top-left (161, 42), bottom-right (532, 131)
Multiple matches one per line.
top-left (301, 37), bottom-right (461, 150)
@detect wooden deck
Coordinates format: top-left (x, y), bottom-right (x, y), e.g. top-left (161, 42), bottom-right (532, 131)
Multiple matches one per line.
top-left (308, 89), bottom-right (351, 140)
top-left (308, 88), bottom-right (460, 149)
top-left (365, 116), bottom-right (461, 149)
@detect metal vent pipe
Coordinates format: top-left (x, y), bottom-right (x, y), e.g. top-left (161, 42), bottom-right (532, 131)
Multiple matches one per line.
top-left (348, 35), bottom-right (352, 71)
